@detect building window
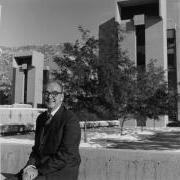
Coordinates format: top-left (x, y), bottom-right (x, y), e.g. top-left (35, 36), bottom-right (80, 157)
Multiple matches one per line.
top-left (168, 54), bottom-right (176, 67)
top-left (167, 29), bottom-right (177, 88)
top-left (136, 25), bottom-right (145, 70)
top-left (167, 29), bottom-right (177, 121)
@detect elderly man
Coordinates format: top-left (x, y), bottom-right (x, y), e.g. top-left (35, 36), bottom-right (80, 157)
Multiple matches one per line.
top-left (14, 80), bottom-right (81, 180)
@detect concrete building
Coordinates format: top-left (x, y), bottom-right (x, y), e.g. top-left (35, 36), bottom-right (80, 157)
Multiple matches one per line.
top-left (99, 0), bottom-right (180, 121)
top-left (0, 46), bottom-right (59, 107)
top-left (12, 51), bottom-right (45, 107)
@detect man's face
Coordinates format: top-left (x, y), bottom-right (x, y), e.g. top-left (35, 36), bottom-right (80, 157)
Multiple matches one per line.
top-left (44, 82), bottom-right (64, 112)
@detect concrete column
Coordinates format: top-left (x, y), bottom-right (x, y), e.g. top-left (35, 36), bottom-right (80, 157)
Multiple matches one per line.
top-left (115, 1), bottom-right (121, 23)
top-left (145, 16), bottom-right (164, 66)
top-left (176, 0), bottom-right (180, 121)
top-left (159, 0), bottom-right (168, 80)
top-left (14, 69), bottom-right (24, 104)
top-left (27, 68), bottom-right (36, 106)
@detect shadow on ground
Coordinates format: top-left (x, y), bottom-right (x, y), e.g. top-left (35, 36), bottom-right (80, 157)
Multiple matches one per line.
top-left (91, 131), bottom-right (180, 150)
top-left (2, 128), bottom-right (180, 151)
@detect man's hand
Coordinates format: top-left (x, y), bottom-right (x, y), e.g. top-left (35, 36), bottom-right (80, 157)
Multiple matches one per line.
top-left (23, 166), bottom-right (38, 180)
top-left (22, 172), bottom-right (31, 180)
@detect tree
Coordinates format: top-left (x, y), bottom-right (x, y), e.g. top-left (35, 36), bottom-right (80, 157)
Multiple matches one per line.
top-left (100, 59), bottom-right (175, 134)
top-left (131, 60), bottom-right (173, 130)
top-left (97, 22), bottom-right (137, 134)
top-left (53, 26), bottom-right (101, 142)
top-left (53, 26), bottom-right (99, 113)
top-left (0, 52), bottom-right (12, 104)
top-left (0, 73), bottom-right (12, 104)
top-left (97, 55), bottom-right (136, 134)
top-left (53, 25), bottom-right (176, 136)
top-left (98, 21), bottom-right (176, 133)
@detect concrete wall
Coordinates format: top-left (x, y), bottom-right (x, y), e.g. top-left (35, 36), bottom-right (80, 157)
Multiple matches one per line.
top-left (120, 15), bottom-right (167, 69)
top-left (99, 18), bottom-right (118, 63)
top-left (0, 108), bottom-right (46, 132)
top-left (1, 143), bottom-right (180, 180)
top-left (99, 18), bottom-right (136, 65)
top-left (145, 16), bottom-right (165, 68)
top-left (176, 5), bottom-right (180, 121)
top-left (120, 20), bottom-right (136, 64)
top-left (167, 0), bottom-right (180, 121)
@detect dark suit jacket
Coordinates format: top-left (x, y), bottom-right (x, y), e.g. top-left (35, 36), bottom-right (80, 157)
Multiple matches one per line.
top-left (24, 105), bottom-right (81, 180)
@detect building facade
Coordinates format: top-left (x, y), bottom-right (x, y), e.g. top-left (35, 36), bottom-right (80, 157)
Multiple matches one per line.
top-left (100, 0), bottom-right (180, 121)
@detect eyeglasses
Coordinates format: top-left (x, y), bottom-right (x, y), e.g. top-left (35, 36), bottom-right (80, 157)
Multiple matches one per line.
top-left (44, 91), bottom-right (63, 98)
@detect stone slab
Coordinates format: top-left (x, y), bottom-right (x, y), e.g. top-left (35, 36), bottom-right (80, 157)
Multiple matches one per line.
top-left (1, 143), bottom-right (180, 180)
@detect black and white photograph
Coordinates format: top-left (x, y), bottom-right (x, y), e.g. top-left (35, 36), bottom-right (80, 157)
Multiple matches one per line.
top-left (0, 0), bottom-right (180, 179)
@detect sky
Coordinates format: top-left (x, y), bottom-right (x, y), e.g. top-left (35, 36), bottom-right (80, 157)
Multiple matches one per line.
top-left (0, 0), bottom-right (115, 47)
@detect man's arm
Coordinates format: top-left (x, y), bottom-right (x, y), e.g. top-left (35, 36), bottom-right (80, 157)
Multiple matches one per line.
top-left (17, 114), bottom-right (43, 179)
top-left (37, 113), bottom-right (81, 175)
top-left (25, 115), bottom-right (42, 167)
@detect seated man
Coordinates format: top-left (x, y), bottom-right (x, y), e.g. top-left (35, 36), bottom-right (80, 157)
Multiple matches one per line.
top-left (10, 80), bottom-right (81, 180)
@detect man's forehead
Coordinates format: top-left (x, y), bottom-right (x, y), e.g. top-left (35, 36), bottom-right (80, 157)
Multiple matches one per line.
top-left (46, 82), bottom-right (62, 91)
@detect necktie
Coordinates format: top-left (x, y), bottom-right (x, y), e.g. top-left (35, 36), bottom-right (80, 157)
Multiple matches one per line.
top-left (45, 112), bottom-right (53, 125)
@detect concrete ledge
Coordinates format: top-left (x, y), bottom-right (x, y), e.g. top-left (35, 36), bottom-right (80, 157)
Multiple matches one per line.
top-left (0, 120), bottom-right (119, 135)
top-left (0, 124), bottom-right (34, 135)
top-left (79, 120), bottom-right (119, 129)
top-left (1, 143), bottom-right (180, 180)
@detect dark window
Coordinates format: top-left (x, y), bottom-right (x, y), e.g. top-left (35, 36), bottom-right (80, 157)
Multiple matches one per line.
top-left (43, 70), bottom-right (49, 84)
top-left (136, 25), bottom-right (145, 69)
top-left (167, 29), bottom-right (175, 38)
top-left (24, 69), bottom-right (28, 104)
top-left (168, 54), bottom-right (175, 67)
top-left (167, 29), bottom-right (177, 74)
top-left (15, 57), bottom-right (32, 66)
top-left (167, 29), bottom-right (177, 121)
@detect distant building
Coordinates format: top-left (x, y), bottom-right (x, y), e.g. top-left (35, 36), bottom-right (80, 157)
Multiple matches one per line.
top-left (99, 0), bottom-right (180, 121)
top-left (0, 44), bottom-right (63, 107)
top-left (12, 51), bottom-right (45, 107)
